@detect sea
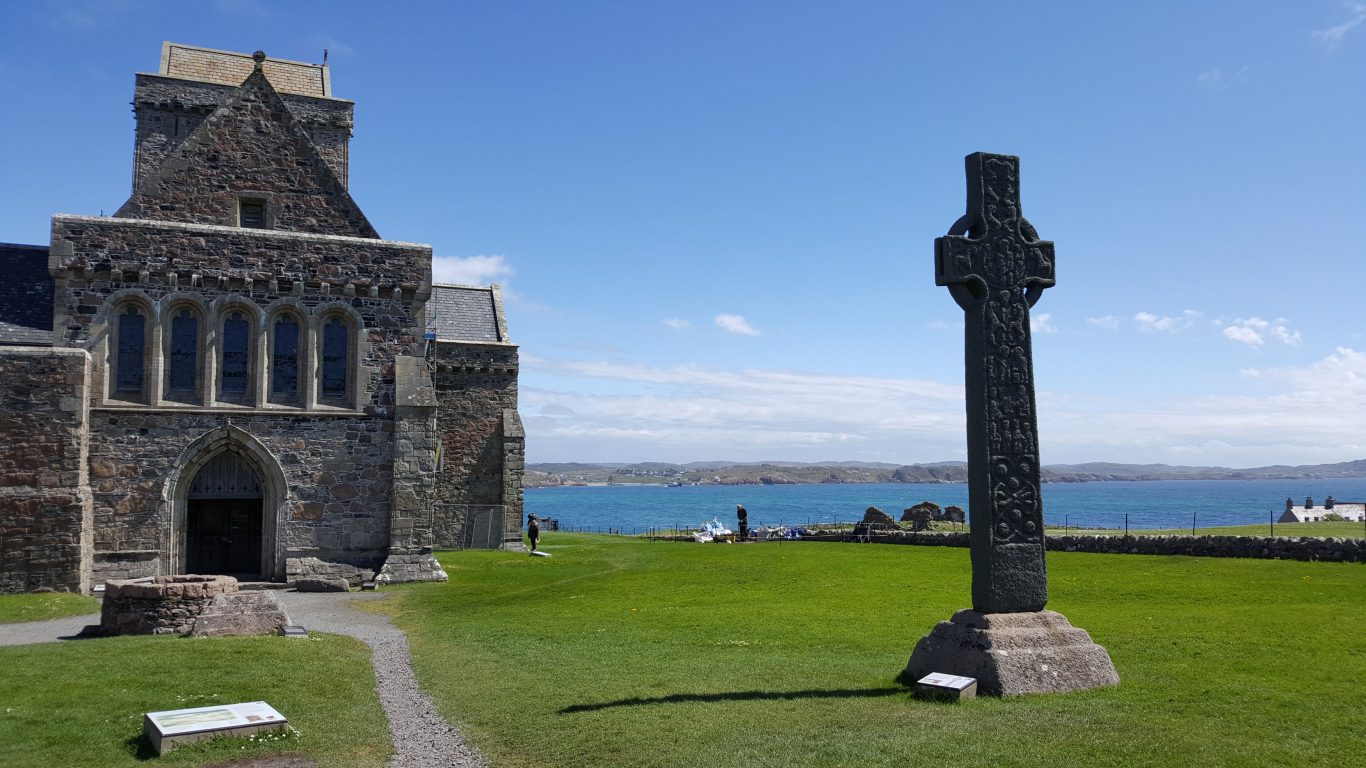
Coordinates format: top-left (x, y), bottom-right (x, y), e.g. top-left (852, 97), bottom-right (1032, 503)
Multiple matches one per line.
top-left (525, 478), bottom-right (1366, 534)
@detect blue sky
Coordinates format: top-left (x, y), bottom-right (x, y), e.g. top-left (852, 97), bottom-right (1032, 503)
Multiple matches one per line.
top-left (3, 1), bottom-right (1366, 466)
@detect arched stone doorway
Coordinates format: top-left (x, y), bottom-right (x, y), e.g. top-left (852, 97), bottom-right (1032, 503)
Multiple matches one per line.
top-left (165, 425), bottom-right (287, 581)
top-left (185, 452), bottom-right (264, 576)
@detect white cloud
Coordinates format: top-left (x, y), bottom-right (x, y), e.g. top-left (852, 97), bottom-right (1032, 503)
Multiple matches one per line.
top-left (1197, 65), bottom-right (1249, 90)
top-left (714, 313), bottom-right (761, 336)
top-left (1271, 320), bottom-right (1304, 346)
top-left (1314, 3), bottom-right (1366, 50)
top-left (1086, 315), bottom-right (1119, 330)
top-left (432, 254), bottom-right (513, 286)
top-left (520, 357), bottom-right (964, 461)
top-left (1134, 310), bottom-right (1201, 333)
top-left (1223, 323), bottom-right (1264, 346)
top-left (1197, 67), bottom-right (1223, 89)
top-left (1221, 317), bottom-right (1302, 347)
top-left (521, 346), bottom-right (1366, 466)
top-left (1031, 313), bottom-right (1058, 334)
top-left (663, 318), bottom-right (691, 331)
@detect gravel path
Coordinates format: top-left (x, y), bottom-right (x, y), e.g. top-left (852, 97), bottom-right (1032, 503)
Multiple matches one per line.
top-left (0, 612), bottom-right (98, 645)
top-left (276, 591), bottom-right (489, 768)
top-left (0, 592), bottom-right (488, 768)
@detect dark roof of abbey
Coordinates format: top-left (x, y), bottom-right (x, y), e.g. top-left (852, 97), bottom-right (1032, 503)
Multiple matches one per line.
top-left (0, 243), bottom-right (53, 346)
top-left (429, 284), bottom-right (506, 343)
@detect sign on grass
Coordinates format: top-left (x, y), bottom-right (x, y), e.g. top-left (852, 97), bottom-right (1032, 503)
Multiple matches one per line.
top-left (143, 700), bottom-right (288, 755)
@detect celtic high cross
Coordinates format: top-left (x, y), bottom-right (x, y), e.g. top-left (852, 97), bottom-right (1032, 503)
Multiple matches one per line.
top-left (935, 152), bottom-right (1055, 613)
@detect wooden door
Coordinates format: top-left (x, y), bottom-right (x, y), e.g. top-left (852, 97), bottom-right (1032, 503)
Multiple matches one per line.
top-left (186, 499), bottom-right (262, 576)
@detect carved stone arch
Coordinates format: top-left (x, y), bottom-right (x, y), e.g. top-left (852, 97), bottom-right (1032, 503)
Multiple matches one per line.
top-left (95, 288), bottom-right (159, 404)
top-left (264, 298), bottom-right (311, 406)
top-left (164, 424), bottom-right (288, 579)
top-left (160, 291), bottom-right (209, 405)
top-left (313, 300), bottom-right (366, 410)
top-left (211, 296), bottom-right (265, 406)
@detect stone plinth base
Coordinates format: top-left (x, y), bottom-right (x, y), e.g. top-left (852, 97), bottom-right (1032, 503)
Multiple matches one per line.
top-left (377, 551), bottom-right (448, 584)
top-left (190, 592), bottom-right (290, 637)
top-left (904, 609), bottom-right (1118, 696)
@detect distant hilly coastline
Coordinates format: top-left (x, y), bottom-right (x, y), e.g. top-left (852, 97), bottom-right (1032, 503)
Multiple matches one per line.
top-left (525, 459), bottom-right (1366, 488)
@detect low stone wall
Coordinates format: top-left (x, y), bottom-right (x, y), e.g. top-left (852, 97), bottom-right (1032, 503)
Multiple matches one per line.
top-left (96, 575), bottom-right (237, 635)
top-left (823, 530), bottom-right (1365, 563)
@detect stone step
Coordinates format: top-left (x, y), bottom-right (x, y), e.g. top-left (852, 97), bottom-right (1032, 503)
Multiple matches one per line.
top-left (236, 581), bottom-right (289, 590)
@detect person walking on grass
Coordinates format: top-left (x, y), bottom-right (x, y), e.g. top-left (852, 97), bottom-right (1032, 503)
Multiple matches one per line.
top-left (527, 513), bottom-right (540, 553)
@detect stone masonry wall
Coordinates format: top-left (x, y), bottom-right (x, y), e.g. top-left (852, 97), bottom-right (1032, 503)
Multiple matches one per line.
top-left (837, 529), bottom-right (1365, 563)
top-left (431, 342), bottom-right (521, 548)
top-left (0, 348), bottom-right (93, 592)
top-left (87, 411), bottom-right (393, 583)
top-left (131, 74), bottom-right (353, 193)
top-left (117, 70), bottom-right (373, 237)
top-left (49, 216), bottom-right (430, 583)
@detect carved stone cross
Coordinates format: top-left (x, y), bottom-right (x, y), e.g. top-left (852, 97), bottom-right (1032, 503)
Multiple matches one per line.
top-left (935, 152), bottom-right (1054, 613)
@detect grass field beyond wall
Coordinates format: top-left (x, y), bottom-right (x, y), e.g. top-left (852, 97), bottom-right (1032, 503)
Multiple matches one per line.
top-left (385, 533), bottom-right (1366, 768)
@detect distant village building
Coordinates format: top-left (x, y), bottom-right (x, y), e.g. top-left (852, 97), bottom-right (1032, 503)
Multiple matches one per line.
top-left (1279, 496), bottom-right (1366, 523)
top-left (0, 43), bottom-right (524, 593)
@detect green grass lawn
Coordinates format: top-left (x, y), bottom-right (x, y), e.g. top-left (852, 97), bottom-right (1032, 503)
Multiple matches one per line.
top-left (0, 632), bottom-right (391, 768)
top-left (0, 592), bottom-right (101, 623)
top-left (383, 533), bottom-right (1366, 768)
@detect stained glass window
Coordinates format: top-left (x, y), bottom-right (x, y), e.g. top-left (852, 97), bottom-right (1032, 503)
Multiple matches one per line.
top-left (221, 311), bottom-right (249, 394)
top-left (322, 318), bottom-right (348, 397)
top-left (168, 309), bottom-right (198, 392)
top-left (272, 314), bottom-right (300, 395)
top-left (116, 307), bottom-right (145, 393)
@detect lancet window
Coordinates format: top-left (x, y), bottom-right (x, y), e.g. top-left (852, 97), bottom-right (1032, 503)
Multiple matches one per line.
top-left (271, 313), bottom-right (302, 400)
top-left (167, 308), bottom-right (199, 396)
top-left (220, 310), bottom-right (251, 398)
top-left (115, 306), bottom-right (147, 395)
top-left (320, 317), bottom-right (350, 401)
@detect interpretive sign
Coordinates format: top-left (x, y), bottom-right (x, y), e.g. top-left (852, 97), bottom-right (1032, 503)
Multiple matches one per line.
top-left (143, 701), bottom-right (288, 755)
top-left (915, 672), bottom-right (978, 701)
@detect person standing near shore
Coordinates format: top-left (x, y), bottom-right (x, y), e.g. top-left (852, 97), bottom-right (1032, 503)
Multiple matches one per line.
top-left (736, 504), bottom-right (748, 541)
top-left (527, 513), bottom-right (540, 553)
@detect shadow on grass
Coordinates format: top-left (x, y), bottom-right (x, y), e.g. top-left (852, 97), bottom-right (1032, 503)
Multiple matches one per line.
top-left (560, 685), bottom-right (908, 714)
top-left (124, 733), bottom-right (158, 761)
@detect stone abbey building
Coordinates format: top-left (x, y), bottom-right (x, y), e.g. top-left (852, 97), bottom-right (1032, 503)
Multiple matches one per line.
top-left (0, 43), bottom-right (524, 593)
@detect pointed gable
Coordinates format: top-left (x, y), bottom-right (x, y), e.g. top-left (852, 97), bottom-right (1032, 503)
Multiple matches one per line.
top-left (116, 66), bottom-right (378, 238)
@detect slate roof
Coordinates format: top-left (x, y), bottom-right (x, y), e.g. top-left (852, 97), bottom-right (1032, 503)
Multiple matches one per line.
top-left (0, 243), bottom-right (53, 346)
top-left (429, 284), bottom-right (504, 343)
top-left (1279, 503), bottom-right (1366, 523)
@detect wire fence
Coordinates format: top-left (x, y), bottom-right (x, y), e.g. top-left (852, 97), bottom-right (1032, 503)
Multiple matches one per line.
top-left (546, 509), bottom-right (1366, 540)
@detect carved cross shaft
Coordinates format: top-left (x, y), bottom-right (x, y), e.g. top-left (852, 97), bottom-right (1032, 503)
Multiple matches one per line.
top-left (935, 153), bottom-right (1055, 613)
